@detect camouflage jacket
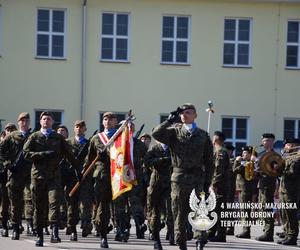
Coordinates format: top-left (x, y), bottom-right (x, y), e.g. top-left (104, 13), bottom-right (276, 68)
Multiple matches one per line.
top-left (233, 160), bottom-right (255, 192)
top-left (152, 120), bottom-right (214, 188)
top-left (0, 130), bottom-right (32, 174)
top-left (280, 157), bottom-right (300, 194)
top-left (212, 146), bottom-right (230, 194)
top-left (23, 131), bottom-right (78, 179)
top-left (67, 137), bottom-right (88, 169)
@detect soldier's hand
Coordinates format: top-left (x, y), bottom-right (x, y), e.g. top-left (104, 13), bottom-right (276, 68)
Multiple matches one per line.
top-left (236, 156), bottom-right (242, 162)
top-left (167, 108), bottom-right (181, 123)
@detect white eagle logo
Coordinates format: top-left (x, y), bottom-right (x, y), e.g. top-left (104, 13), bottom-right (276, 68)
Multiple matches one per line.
top-left (188, 189), bottom-right (218, 231)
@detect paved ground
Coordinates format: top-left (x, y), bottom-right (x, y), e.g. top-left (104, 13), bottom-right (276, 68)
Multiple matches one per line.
top-left (0, 223), bottom-right (299, 250)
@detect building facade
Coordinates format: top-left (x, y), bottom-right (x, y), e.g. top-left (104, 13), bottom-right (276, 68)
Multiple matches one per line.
top-left (0, 0), bottom-right (300, 154)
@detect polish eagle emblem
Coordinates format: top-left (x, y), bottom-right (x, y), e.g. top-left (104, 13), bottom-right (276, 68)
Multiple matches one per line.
top-left (188, 189), bottom-right (218, 231)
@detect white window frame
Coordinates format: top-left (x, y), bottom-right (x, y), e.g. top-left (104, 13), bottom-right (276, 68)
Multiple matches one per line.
top-left (0, 5), bottom-right (2, 57)
top-left (223, 17), bottom-right (252, 68)
top-left (100, 12), bottom-right (130, 62)
top-left (161, 15), bottom-right (191, 65)
top-left (283, 118), bottom-right (300, 138)
top-left (286, 20), bottom-right (300, 69)
top-left (222, 116), bottom-right (249, 152)
top-left (35, 8), bottom-right (67, 59)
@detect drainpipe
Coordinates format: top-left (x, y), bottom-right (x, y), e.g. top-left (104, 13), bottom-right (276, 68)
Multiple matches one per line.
top-left (80, 0), bottom-right (87, 119)
top-left (273, 3), bottom-right (280, 135)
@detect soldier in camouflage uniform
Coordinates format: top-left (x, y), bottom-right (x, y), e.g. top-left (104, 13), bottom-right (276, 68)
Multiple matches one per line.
top-left (0, 123), bottom-right (17, 237)
top-left (152, 103), bottom-right (214, 250)
top-left (0, 113), bottom-right (33, 240)
top-left (224, 143), bottom-right (236, 236)
top-left (254, 133), bottom-right (277, 242)
top-left (86, 111), bottom-right (117, 248)
top-left (277, 138), bottom-right (300, 246)
top-left (208, 131), bottom-right (230, 242)
top-left (23, 111), bottom-right (80, 247)
top-left (144, 141), bottom-right (174, 250)
top-left (233, 146), bottom-right (256, 239)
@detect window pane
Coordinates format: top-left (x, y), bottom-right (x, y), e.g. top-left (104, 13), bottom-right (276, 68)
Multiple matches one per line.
top-left (163, 16), bottom-right (174, 38)
top-left (52, 10), bottom-right (64, 32)
top-left (222, 118), bottom-right (233, 139)
top-left (116, 14), bottom-right (128, 36)
top-left (38, 9), bottom-right (49, 32)
top-left (238, 44), bottom-right (249, 65)
top-left (37, 34), bottom-right (49, 56)
top-left (52, 35), bottom-right (64, 57)
top-left (102, 13), bottom-right (114, 35)
top-left (287, 21), bottom-right (299, 43)
top-left (176, 41), bottom-right (187, 63)
top-left (223, 43), bottom-right (235, 64)
top-left (224, 19), bottom-right (236, 41)
top-left (235, 142), bottom-right (247, 156)
top-left (101, 38), bottom-right (113, 59)
top-left (236, 118), bottom-right (247, 139)
top-left (238, 20), bottom-right (250, 41)
top-left (286, 45), bottom-right (298, 67)
top-left (116, 38), bottom-right (127, 60)
top-left (177, 17), bottom-right (188, 38)
top-left (284, 120), bottom-right (295, 139)
top-left (162, 40), bottom-right (173, 62)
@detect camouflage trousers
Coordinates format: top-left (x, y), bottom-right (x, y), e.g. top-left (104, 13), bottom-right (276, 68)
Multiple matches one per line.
top-left (258, 188), bottom-right (275, 236)
top-left (239, 189), bottom-right (254, 233)
top-left (112, 193), bottom-right (130, 232)
top-left (279, 191), bottom-right (299, 239)
top-left (79, 173), bottom-right (94, 224)
top-left (31, 176), bottom-right (61, 228)
top-left (7, 171), bottom-right (33, 224)
top-left (0, 178), bottom-right (9, 223)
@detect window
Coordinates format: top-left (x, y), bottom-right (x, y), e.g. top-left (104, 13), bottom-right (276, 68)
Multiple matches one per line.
top-left (223, 18), bottom-right (252, 67)
top-left (284, 119), bottom-right (300, 139)
top-left (222, 117), bottom-right (249, 156)
top-left (286, 20), bottom-right (300, 68)
top-left (99, 111), bottom-right (126, 132)
top-left (36, 9), bottom-right (66, 59)
top-left (35, 110), bottom-right (63, 131)
top-left (101, 12), bottom-right (129, 62)
top-left (161, 15), bottom-right (190, 64)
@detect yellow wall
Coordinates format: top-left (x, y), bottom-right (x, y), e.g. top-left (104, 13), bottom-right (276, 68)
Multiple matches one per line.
top-left (0, 0), bottom-right (299, 145)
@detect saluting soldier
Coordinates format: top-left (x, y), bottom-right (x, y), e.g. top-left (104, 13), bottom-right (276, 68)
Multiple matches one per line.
top-left (253, 133), bottom-right (277, 242)
top-left (152, 103), bottom-right (214, 250)
top-left (277, 138), bottom-right (300, 246)
top-left (23, 111), bottom-right (80, 247)
top-left (208, 131), bottom-right (230, 242)
top-left (233, 146), bottom-right (257, 239)
top-left (87, 111), bottom-right (117, 248)
top-left (0, 122), bottom-right (17, 237)
top-left (144, 141), bottom-right (174, 250)
top-left (0, 113), bottom-right (33, 240)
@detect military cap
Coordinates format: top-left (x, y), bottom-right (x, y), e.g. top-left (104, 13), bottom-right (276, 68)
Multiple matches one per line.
top-left (214, 130), bottom-right (226, 141)
top-left (241, 146), bottom-right (252, 152)
top-left (57, 124), bottom-right (68, 132)
top-left (40, 111), bottom-right (54, 119)
top-left (225, 143), bottom-right (235, 151)
top-left (74, 120), bottom-right (86, 127)
top-left (4, 123), bottom-right (17, 131)
top-left (103, 112), bottom-right (117, 119)
top-left (17, 112), bottom-right (30, 121)
top-left (261, 133), bottom-right (275, 140)
top-left (140, 133), bottom-right (151, 140)
top-left (283, 138), bottom-right (300, 145)
top-left (179, 103), bottom-right (196, 112)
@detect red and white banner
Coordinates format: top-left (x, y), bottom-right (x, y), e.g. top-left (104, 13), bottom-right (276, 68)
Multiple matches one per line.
top-left (109, 122), bottom-right (136, 200)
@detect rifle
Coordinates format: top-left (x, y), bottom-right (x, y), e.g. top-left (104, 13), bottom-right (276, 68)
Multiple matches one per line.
top-left (69, 110), bottom-right (135, 197)
top-left (10, 129), bottom-right (32, 172)
top-left (134, 124), bottom-right (144, 139)
top-left (76, 129), bottom-right (98, 162)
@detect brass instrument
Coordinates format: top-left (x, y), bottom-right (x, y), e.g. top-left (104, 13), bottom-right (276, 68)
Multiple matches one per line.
top-left (258, 151), bottom-right (285, 177)
top-left (244, 146), bottom-right (256, 181)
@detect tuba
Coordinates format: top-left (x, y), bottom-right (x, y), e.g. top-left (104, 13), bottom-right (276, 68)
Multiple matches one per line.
top-left (258, 151), bottom-right (285, 177)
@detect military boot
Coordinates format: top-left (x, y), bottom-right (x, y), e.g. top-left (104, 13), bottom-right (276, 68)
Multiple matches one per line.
top-left (11, 224), bottom-right (20, 240)
top-left (255, 233), bottom-right (273, 242)
top-left (114, 227), bottom-right (123, 242)
top-left (1, 220), bottom-right (8, 237)
top-left (276, 231), bottom-right (286, 238)
top-left (70, 226), bottom-right (77, 241)
top-left (280, 237), bottom-right (297, 245)
top-left (136, 223), bottom-right (147, 239)
top-left (43, 226), bottom-right (50, 235)
top-left (226, 227), bottom-right (234, 235)
top-left (50, 225), bottom-right (61, 243)
top-left (26, 219), bottom-right (34, 236)
top-left (153, 232), bottom-right (163, 250)
top-left (235, 230), bottom-right (250, 239)
top-left (81, 221), bottom-right (92, 237)
top-left (35, 227), bottom-right (44, 247)
top-left (178, 242), bottom-right (187, 250)
top-left (100, 234), bottom-right (109, 248)
top-left (168, 230), bottom-right (175, 245)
